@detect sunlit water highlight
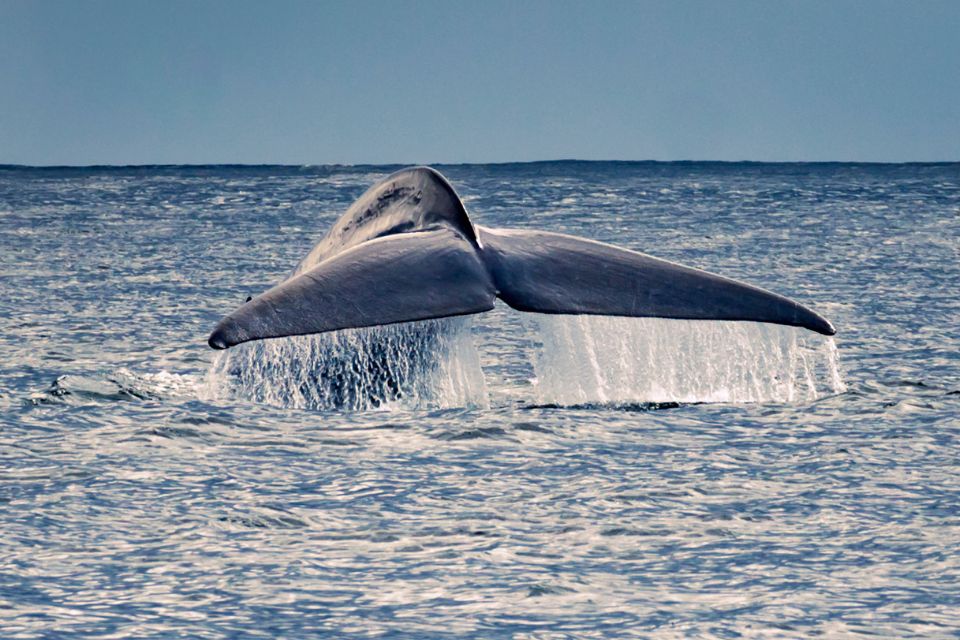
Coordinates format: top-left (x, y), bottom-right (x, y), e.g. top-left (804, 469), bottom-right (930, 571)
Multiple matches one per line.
top-left (2, 162), bottom-right (959, 638)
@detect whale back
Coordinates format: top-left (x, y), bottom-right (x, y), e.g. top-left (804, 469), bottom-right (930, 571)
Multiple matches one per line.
top-left (291, 167), bottom-right (478, 277)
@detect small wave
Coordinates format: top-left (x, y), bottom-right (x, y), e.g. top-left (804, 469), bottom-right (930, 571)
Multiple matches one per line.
top-left (28, 374), bottom-right (159, 405)
top-left (216, 507), bottom-right (308, 530)
top-left (27, 369), bottom-right (203, 406)
top-left (433, 426), bottom-right (510, 441)
top-left (523, 400), bottom-right (684, 412)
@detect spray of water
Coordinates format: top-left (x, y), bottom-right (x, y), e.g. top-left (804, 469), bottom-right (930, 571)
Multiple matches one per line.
top-left (530, 316), bottom-right (845, 406)
top-left (203, 313), bottom-right (844, 411)
top-left (205, 317), bottom-right (488, 411)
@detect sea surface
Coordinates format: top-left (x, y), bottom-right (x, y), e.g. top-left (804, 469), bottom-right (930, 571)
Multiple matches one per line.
top-left (1, 161), bottom-right (958, 638)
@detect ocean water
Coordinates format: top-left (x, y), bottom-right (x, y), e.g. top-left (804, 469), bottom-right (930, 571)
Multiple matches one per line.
top-left (1, 161), bottom-right (958, 638)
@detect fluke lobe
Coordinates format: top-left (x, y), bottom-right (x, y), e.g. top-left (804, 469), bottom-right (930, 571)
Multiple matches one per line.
top-left (208, 167), bottom-right (835, 350)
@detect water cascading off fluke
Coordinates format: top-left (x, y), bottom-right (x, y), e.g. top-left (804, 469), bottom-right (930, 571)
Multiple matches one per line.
top-left (529, 316), bottom-right (845, 406)
top-left (206, 317), bottom-right (488, 411)
top-left (205, 315), bottom-right (843, 411)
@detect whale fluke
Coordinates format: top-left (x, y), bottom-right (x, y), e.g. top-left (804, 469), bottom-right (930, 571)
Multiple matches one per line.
top-left (208, 229), bottom-right (495, 349)
top-left (209, 167), bottom-right (835, 349)
top-left (478, 227), bottom-right (835, 336)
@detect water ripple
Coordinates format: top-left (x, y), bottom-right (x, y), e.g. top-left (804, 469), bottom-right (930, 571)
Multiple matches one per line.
top-left (0, 163), bottom-right (958, 637)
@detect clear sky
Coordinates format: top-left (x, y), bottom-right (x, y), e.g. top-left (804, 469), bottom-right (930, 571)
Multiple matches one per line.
top-left (1, 0), bottom-right (958, 165)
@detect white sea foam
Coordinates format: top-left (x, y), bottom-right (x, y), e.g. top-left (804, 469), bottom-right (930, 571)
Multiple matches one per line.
top-left (530, 316), bottom-right (845, 406)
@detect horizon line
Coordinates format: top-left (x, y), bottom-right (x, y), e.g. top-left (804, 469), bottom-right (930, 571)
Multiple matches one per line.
top-left (2, 158), bottom-right (959, 170)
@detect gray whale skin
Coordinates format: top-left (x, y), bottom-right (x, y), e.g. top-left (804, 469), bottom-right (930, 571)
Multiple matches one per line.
top-left (208, 167), bottom-right (835, 350)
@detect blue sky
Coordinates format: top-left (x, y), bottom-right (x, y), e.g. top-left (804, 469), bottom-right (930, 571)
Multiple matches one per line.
top-left (1, 0), bottom-right (957, 165)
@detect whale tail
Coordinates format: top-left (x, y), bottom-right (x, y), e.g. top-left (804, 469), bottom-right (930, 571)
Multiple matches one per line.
top-left (210, 223), bottom-right (833, 350)
top-left (208, 166), bottom-right (834, 350)
top-left (208, 229), bottom-right (496, 349)
top-left (478, 226), bottom-right (835, 336)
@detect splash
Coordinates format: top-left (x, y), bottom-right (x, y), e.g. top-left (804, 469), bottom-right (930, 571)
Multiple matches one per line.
top-left (205, 317), bottom-right (488, 411)
top-left (530, 316), bottom-right (845, 406)
top-left (203, 314), bottom-right (844, 411)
